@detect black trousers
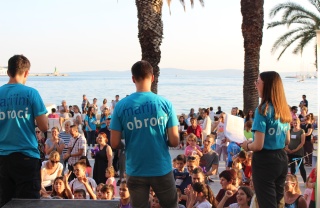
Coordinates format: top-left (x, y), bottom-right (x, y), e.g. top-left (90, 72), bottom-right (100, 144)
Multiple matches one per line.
top-left (0, 153), bottom-right (41, 207)
top-left (252, 149), bottom-right (288, 208)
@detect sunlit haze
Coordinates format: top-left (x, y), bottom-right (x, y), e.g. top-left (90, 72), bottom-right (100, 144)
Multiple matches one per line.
top-left (0, 0), bottom-right (317, 73)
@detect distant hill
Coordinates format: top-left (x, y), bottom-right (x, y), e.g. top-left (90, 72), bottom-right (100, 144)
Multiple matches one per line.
top-left (69, 68), bottom-right (244, 77)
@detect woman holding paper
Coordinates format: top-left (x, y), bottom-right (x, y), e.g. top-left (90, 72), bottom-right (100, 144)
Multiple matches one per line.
top-left (241, 71), bottom-right (291, 208)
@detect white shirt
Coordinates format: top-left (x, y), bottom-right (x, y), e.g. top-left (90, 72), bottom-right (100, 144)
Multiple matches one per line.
top-left (194, 200), bottom-right (212, 208)
top-left (69, 177), bottom-right (97, 199)
top-left (41, 161), bottom-right (63, 187)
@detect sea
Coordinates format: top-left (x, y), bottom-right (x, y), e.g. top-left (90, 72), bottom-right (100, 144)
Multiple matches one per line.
top-left (0, 69), bottom-right (318, 115)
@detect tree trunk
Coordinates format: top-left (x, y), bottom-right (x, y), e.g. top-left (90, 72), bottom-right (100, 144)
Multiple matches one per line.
top-left (241, 0), bottom-right (264, 114)
top-left (136, 0), bottom-right (163, 94)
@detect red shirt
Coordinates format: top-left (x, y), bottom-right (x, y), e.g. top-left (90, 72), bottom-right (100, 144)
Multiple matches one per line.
top-left (187, 125), bottom-right (202, 138)
top-left (309, 168), bottom-right (317, 201)
top-left (48, 113), bottom-right (60, 118)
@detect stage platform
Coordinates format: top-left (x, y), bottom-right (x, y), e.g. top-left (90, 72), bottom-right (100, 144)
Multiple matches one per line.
top-left (3, 199), bottom-right (119, 208)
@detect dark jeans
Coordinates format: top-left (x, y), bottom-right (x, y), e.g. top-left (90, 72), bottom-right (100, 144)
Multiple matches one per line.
top-left (252, 149), bottom-right (287, 208)
top-left (0, 153), bottom-right (41, 207)
top-left (86, 130), bottom-right (96, 146)
top-left (304, 140), bottom-right (313, 165)
top-left (127, 171), bottom-right (177, 208)
top-left (288, 154), bottom-right (306, 182)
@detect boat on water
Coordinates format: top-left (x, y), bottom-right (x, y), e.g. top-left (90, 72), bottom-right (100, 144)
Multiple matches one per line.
top-left (0, 66), bottom-right (68, 77)
top-left (0, 66), bottom-right (7, 76)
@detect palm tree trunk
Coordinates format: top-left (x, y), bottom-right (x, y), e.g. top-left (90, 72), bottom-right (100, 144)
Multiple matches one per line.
top-left (136, 0), bottom-right (163, 94)
top-left (241, 0), bottom-right (264, 114)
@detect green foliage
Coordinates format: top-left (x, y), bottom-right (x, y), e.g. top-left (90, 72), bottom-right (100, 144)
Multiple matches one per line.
top-left (267, 0), bottom-right (320, 67)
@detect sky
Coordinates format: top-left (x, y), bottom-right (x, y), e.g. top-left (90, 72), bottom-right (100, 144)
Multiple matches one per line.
top-left (0, 0), bottom-right (317, 73)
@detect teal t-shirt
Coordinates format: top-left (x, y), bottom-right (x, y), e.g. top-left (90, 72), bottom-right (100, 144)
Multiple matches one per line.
top-left (100, 115), bottom-right (107, 129)
top-left (85, 115), bottom-right (97, 131)
top-left (252, 104), bottom-right (290, 150)
top-left (0, 83), bottom-right (47, 158)
top-left (110, 92), bottom-right (178, 177)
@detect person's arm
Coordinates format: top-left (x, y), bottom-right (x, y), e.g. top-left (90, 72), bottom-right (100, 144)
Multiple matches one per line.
top-left (297, 196), bottom-right (308, 208)
top-left (80, 177), bottom-right (96, 200)
top-left (36, 114), bottom-right (48, 132)
top-left (167, 126), bottom-right (179, 147)
top-left (242, 131), bottom-right (264, 152)
top-left (206, 164), bottom-right (218, 176)
top-left (106, 145), bottom-right (113, 167)
top-left (110, 130), bottom-right (124, 149)
top-left (70, 148), bottom-right (84, 157)
top-left (305, 125), bottom-right (313, 136)
top-left (56, 139), bottom-right (65, 154)
top-left (63, 171), bottom-right (73, 199)
top-left (285, 129), bottom-right (290, 145)
top-left (217, 190), bottom-right (232, 208)
top-left (63, 147), bottom-right (72, 160)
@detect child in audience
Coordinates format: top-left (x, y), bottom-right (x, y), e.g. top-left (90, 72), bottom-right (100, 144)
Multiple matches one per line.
top-left (105, 166), bottom-right (117, 197)
top-left (172, 158), bottom-right (177, 169)
top-left (173, 154), bottom-right (188, 189)
top-left (186, 182), bottom-right (217, 208)
top-left (74, 189), bottom-right (86, 199)
top-left (100, 184), bottom-right (115, 200)
top-left (244, 121), bottom-right (253, 140)
top-left (119, 180), bottom-right (132, 208)
top-left (96, 183), bottom-right (104, 200)
top-left (151, 195), bottom-right (162, 208)
top-left (242, 151), bottom-right (252, 185)
top-left (50, 176), bottom-right (73, 199)
top-left (227, 141), bottom-right (240, 170)
top-left (185, 133), bottom-right (203, 157)
top-left (79, 156), bottom-right (92, 177)
top-left (69, 161), bottom-right (97, 199)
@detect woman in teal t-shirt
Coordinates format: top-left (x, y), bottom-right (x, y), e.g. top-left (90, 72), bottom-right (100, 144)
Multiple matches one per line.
top-left (241, 71), bottom-right (292, 208)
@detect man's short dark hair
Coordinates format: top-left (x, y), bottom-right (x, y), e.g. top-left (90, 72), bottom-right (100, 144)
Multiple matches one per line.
top-left (8, 55), bottom-right (30, 77)
top-left (210, 107), bottom-right (213, 111)
top-left (131, 60), bottom-right (153, 81)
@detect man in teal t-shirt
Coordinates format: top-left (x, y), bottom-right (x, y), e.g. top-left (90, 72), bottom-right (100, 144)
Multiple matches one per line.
top-left (110, 60), bottom-right (179, 208)
top-left (0, 55), bottom-right (48, 207)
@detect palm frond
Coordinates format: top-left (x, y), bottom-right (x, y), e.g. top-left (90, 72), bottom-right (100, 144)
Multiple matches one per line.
top-left (308, 0), bottom-right (320, 13)
top-left (287, 13), bottom-right (316, 26)
top-left (267, 20), bottom-right (290, 29)
top-left (271, 27), bottom-right (311, 52)
top-left (166, 0), bottom-right (172, 15)
top-left (274, 32), bottom-right (306, 60)
top-left (292, 30), bottom-right (316, 54)
top-left (179, 0), bottom-right (186, 11)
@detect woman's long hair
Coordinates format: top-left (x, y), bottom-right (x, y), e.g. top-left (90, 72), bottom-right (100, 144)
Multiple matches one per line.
top-left (51, 177), bottom-right (69, 199)
top-left (192, 182), bottom-right (217, 208)
top-left (258, 71), bottom-right (291, 123)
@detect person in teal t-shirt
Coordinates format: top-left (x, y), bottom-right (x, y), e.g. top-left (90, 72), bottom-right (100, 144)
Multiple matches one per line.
top-left (241, 71), bottom-right (292, 208)
top-left (0, 55), bottom-right (48, 207)
top-left (110, 60), bottom-right (179, 208)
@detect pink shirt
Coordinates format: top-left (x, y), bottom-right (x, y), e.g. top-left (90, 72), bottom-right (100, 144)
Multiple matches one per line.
top-left (48, 113), bottom-right (60, 118)
top-left (184, 145), bottom-right (201, 156)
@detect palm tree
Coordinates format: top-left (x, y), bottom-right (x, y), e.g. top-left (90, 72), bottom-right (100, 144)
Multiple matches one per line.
top-left (135, 0), bottom-right (204, 94)
top-left (241, 0), bottom-right (264, 114)
top-left (267, 0), bottom-right (320, 69)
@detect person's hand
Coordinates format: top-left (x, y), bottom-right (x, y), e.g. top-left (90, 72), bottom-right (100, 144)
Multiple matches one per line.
top-left (188, 186), bottom-right (197, 203)
top-left (241, 140), bottom-right (249, 150)
top-left (63, 153), bottom-right (70, 160)
top-left (63, 171), bottom-right (72, 184)
top-left (79, 177), bottom-right (88, 184)
top-left (224, 190), bottom-right (233, 198)
top-left (184, 184), bottom-right (191, 196)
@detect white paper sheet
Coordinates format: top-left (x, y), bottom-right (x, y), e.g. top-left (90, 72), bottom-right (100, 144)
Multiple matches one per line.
top-left (224, 114), bottom-right (247, 143)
